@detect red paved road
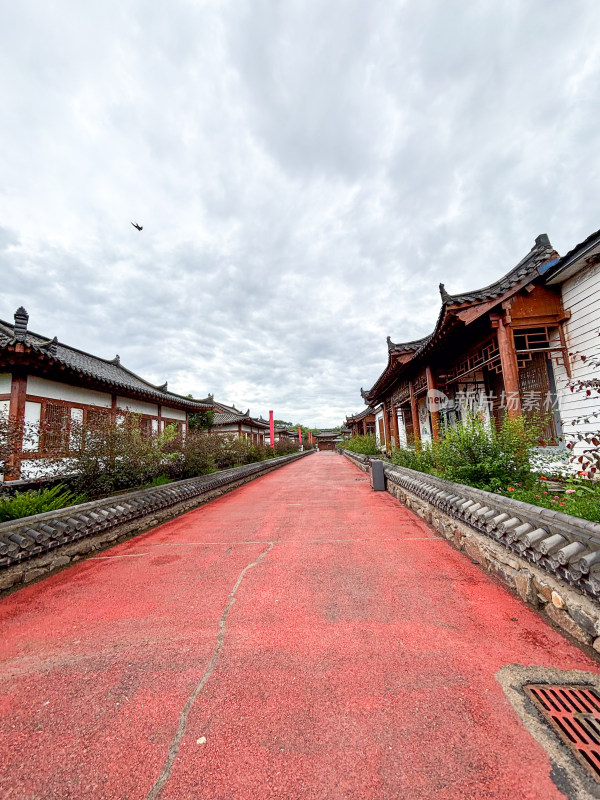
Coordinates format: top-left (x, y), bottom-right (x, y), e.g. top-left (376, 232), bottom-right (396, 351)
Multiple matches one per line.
top-left (1, 452), bottom-right (599, 799)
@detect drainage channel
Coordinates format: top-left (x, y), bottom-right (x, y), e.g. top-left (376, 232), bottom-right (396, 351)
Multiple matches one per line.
top-left (525, 684), bottom-right (600, 782)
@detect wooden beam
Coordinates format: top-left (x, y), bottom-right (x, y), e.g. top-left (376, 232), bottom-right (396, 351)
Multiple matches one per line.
top-left (494, 315), bottom-right (522, 418)
top-left (382, 402), bottom-right (391, 453)
top-left (5, 372), bottom-right (27, 480)
top-left (426, 366), bottom-right (441, 442)
top-left (409, 381), bottom-right (421, 449)
top-left (391, 402), bottom-right (400, 450)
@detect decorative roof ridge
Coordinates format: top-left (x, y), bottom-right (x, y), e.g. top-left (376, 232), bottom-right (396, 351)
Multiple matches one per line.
top-left (0, 315), bottom-right (210, 408)
top-left (386, 334), bottom-right (430, 354)
top-left (440, 233), bottom-right (557, 306)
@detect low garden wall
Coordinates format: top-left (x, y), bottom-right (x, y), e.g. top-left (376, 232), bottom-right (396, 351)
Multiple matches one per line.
top-left (0, 450), bottom-right (313, 596)
top-left (342, 449), bottom-right (600, 652)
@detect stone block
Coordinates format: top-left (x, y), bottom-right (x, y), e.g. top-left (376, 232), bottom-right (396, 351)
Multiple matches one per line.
top-left (568, 606), bottom-right (598, 637)
top-left (464, 538), bottom-right (487, 565)
top-left (533, 578), bottom-right (553, 603)
top-left (51, 556), bottom-right (71, 569)
top-left (514, 571), bottom-right (535, 604)
top-left (545, 603), bottom-right (593, 645)
top-left (551, 591), bottom-right (566, 609)
top-left (0, 572), bottom-right (19, 591)
top-left (24, 567), bottom-right (48, 584)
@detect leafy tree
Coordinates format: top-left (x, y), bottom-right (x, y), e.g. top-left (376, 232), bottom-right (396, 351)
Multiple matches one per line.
top-left (188, 410), bottom-right (215, 430)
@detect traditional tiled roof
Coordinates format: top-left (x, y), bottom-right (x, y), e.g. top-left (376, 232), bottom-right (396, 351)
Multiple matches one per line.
top-left (543, 227), bottom-right (600, 284)
top-left (438, 234), bottom-right (558, 307)
top-left (212, 411), bottom-right (270, 429)
top-left (386, 336), bottom-right (430, 354)
top-left (0, 309), bottom-right (211, 411)
top-left (363, 234), bottom-right (560, 404)
top-left (346, 406), bottom-right (374, 423)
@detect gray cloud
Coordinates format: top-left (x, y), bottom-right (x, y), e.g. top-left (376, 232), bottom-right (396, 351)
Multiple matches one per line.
top-left (1, 0), bottom-right (600, 426)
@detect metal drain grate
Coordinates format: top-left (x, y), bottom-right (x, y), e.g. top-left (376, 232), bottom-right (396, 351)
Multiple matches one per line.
top-left (524, 684), bottom-right (600, 780)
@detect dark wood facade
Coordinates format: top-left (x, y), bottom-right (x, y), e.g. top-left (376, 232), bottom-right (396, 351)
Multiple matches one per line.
top-left (363, 235), bottom-right (570, 453)
top-left (345, 407), bottom-right (376, 437)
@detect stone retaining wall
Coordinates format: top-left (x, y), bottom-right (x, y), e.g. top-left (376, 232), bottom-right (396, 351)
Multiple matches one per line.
top-left (0, 451), bottom-right (313, 596)
top-left (341, 449), bottom-right (600, 654)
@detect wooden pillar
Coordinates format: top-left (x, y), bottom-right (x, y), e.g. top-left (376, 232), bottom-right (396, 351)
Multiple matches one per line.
top-left (362, 418), bottom-right (367, 435)
top-left (5, 373), bottom-right (27, 481)
top-left (391, 404), bottom-right (400, 450)
top-left (426, 366), bottom-right (441, 442)
top-left (495, 316), bottom-right (522, 418)
top-left (382, 402), bottom-right (391, 452)
top-left (409, 381), bottom-right (421, 449)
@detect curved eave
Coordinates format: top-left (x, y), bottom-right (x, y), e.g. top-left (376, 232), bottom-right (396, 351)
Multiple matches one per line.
top-left (0, 342), bottom-right (209, 412)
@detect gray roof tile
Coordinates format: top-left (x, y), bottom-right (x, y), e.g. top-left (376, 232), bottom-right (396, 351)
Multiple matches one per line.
top-left (0, 315), bottom-right (211, 410)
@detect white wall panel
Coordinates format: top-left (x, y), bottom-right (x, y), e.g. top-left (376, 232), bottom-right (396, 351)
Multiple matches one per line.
top-left (161, 406), bottom-right (186, 421)
top-left (116, 396), bottom-right (158, 415)
top-left (0, 373), bottom-right (11, 393)
top-left (23, 401), bottom-right (41, 451)
top-left (28, 376), bottom-right (112, 407)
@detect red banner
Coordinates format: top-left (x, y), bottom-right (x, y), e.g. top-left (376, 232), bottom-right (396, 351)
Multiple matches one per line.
top-left (269, 410), bottom-right (274, 449)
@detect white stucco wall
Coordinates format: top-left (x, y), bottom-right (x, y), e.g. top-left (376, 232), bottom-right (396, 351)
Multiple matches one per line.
top-left (397, 410), bottom-right (407, 448)
top-left (554, 261), bottom-right (600, 465)
top-left (375, 409), bottom-right (384, 448)
top-left (161, 406), bottom-right (186, 421)
top-left (0, 373), bottom-right (11, 394)
top-left (23, 401), bottom-right (42, 451)
top-left (418, 397), bottom-right (432, 444)
top-left (28, 376), bottom-right (112, 408)
top-left (116, 396), bottom-right (158, 415)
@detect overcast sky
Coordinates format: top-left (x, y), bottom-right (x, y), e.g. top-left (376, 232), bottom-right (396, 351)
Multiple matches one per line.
top-left (1, 1), bottom-right (599, 427)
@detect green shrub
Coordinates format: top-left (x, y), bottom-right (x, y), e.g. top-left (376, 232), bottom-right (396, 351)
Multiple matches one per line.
top-left (389, 414), bottom-right (539, 492)
top-left (343, 435), bottom-right (380, 455)
top-left (391, 442), bottom-right (436, 473)
top-left (434, 414), bottom-right (533, 492)
top-left (149, 475), bottom-right (171, 487)
top-left (0, 484), bottom-right (87, 522)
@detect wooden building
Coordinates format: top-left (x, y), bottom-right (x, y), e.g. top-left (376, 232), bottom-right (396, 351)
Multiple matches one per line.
top-left (543, 228), bottom-right (600, 464)
top-left (201, 398), bottom-right (270, 444)
top-left (266, 426), bottom-right (298, 446)
top-left (0, 308), bottom-right (215, 481)
top-left (313, 429), bottom-right (349, 451)
top-left (345, 407), bottom-right (376, 437)
top-left (362, 234), bottom-right (570, 453)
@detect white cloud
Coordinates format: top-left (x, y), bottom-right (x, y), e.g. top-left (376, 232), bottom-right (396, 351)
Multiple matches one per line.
top-left (1, 0), bottom-right (599, 426)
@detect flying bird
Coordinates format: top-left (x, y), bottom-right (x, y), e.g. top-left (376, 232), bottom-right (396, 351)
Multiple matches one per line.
top-left (131, 221), bottom-right (143, 231)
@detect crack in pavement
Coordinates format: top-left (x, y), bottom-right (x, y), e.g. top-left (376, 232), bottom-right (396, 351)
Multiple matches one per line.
top-left (145, 541), bottom-right (275, 800)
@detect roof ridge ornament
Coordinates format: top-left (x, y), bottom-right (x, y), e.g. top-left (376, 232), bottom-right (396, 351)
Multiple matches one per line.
top-left (13, 306), bottom-right (28, 343)
top-left (157, 381), bottom-right (168, 391)
top-left (39, 336), bottom-right (58, 357)
top-left (386, 336), bottom-right (394, 352)
top-left (439, 283), bottom-right (452, 303)
top-left (535, 233), bottom-right (551, 249)
top-left (109, 354), bottom-right (120, 365)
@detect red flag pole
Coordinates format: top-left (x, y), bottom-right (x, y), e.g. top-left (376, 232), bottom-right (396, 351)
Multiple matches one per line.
top-left (298, 426), bottom-right (302, 445)
top-left (269, 410), bottom-right (275, 449)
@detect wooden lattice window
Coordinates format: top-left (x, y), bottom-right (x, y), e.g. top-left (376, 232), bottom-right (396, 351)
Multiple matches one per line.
top-left (518, 352), bottom-right (558, 442)
top-left (86, 407), bottom-right (109, 430)
top-left (139, 417), bottom-right (153, 438)
top-left (43, 403), bottom-right (69, 452)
